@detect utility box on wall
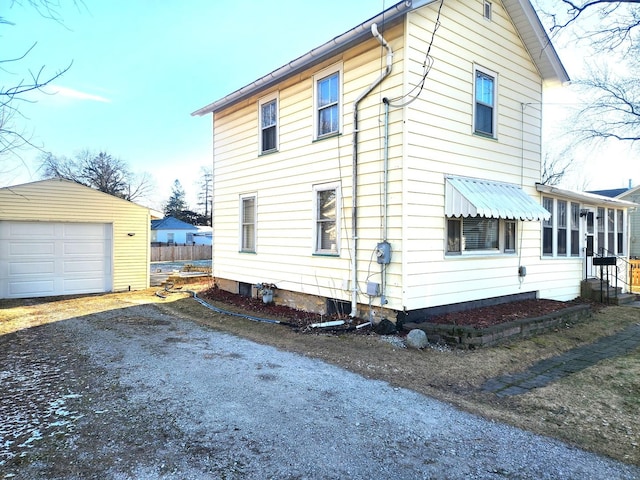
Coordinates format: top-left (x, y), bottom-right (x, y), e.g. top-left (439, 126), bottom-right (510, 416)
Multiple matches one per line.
top-left (376, 241), bottom-right (391, 265)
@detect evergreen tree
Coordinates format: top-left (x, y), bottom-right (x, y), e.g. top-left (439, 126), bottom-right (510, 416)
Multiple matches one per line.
top-left (164, 179), bottom-right (187, 218)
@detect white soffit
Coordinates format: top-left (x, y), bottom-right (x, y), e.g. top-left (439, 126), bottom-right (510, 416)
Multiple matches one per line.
top-left (445, 176), bottom-right (550, 221)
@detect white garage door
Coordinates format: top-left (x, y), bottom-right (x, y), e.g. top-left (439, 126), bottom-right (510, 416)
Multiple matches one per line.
top-left (0, 221), bottom-right (113, 298)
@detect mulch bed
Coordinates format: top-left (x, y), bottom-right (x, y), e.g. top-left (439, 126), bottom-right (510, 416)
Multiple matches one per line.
top-left (198, 286), bottom-right (584, 332)
top-left (427, 299), bottom-right (585, 329)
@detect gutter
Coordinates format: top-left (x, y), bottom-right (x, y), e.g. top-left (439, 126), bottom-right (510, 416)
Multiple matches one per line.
top-left (350, 23), bottom-right (394, 317)
top-left (191, 1), bottom-right (412, 117)
top-left (536, 184), bottom-right (639, 208)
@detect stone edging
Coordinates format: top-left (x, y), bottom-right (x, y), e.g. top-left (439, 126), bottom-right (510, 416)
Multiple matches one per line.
top-left (402, 304), bottom-right (592, 348)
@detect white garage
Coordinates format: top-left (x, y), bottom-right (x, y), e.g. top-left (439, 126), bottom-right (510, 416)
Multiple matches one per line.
top-left (0, 221), bottom-right (113, 298)
top-left (0, 179), bottom-right (150, 299)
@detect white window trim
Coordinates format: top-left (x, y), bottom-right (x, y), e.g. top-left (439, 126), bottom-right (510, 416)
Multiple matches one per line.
top-left (445, 216), bottom-right (516, 256)
top-left (473, 65), bottom-right (498, 139)
top-left (313, 182), bottom-right (341, 255)
top-left (483, 0), bottom-right (492, 21)
top-left (312, 63), bottom-right (343, 140)
top-left (239, 193), bottom-right (257, 253)
top-left (542, 196), bottom-right (594, 259)
top-left (258, 92), bottom-right (279, 154)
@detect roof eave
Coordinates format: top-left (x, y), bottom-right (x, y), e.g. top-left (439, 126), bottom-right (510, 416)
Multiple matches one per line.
top-left (502, 0), bottom-right (570, 87)
top-left (191, 0), bottom-right (419, 117)
top-left (536, 184), bottom-right (639, 208)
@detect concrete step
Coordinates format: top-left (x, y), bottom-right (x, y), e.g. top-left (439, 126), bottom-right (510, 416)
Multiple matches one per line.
top-left (614, 293), bottom-right (638, 306)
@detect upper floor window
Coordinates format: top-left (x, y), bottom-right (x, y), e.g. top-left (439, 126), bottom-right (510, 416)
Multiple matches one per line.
top-left (240, 194), bottom-right (256, 253)
top-left (483, 1), bottom-right (492, 20)
top-left (314, 65), bottom-right (342, 139)
top-left (313, 183), bottom-right (340, 254)
top-left (259, 94), bottom-right (278, 154)
top-left (474, 67), bottom-right (497, 137)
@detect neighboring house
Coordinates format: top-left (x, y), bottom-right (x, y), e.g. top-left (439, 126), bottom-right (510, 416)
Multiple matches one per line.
top-left (589, 182), bottom-right (640, 258)
top-left (194, 226), bottom-right (213, 246)
top-left (151, 217), bottom-right (199, 245)
top-left (192, 0), bottom-right (636, 322)
top-left (0, 178), bottom-right (150, 299)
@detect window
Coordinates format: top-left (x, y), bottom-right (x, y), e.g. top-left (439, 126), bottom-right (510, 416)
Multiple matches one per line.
top-left (597, 207), bottom-right (605, 255)
top-left (608, 209), bottom-right (615, 255)
top-left (474, 67), bottom-right (496, 137)
top-left (505, 220), bottom-right (516, 253)
top-left (186, 232), bottom-right (194, 244)
top-left (543, 197), bottom-right (585, 258)
top-left (314, 183), bottom-right (340, 254)
top-left (483, 0), bottom-right (492, 20)
top-left (240, 194), bottom-right (256, 252)
top-left (259, 94), bottom-right (278, 153)
top-left (542, 197), bottom-right (553, 256)
top-left (446, 216), bottom-right (515, 255)
top-left (167, 233), bottom-right (175, 245)
top-left (557, 200), bottom-right (567, 256)
top-left (571, 203), bottom-right (580, 256)
top-left (617, 209), bottom-right (624, 254)
top-left (314, 65), bottom-right (341, 138)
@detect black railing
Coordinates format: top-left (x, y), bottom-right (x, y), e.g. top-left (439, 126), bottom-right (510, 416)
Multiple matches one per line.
top-left (589, 248), bottom-right (633, 299)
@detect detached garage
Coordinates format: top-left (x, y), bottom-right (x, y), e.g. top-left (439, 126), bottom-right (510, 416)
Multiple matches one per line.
top-left (0, 178), bottom-right (150, 299)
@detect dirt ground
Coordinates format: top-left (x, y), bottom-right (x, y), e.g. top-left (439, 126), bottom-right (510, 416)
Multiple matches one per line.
top-left (1, 281), bottom-right (639, 475)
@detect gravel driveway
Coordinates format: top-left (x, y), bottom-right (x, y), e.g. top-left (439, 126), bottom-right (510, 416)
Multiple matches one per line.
top-left (1, 300), bottom-right (639, 479)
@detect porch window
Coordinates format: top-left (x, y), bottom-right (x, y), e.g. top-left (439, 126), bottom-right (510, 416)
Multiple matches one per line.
top-left (240, 194), bottom-right (256, 252)
top-left (617, 209), bottom-right (624, 254)
top-left (542, 197), bottom-right (583, 258)
top-left (608, 209), bottom-right (615, 255)
top-left (571, 202), bottom-right (580, 256)
top-left (314, 183), bottom-right (340, 254)
top-left (446, 216), bottom-right (515, 255)
top-left (557, 200), bottom-right (567, 256)
top-left (597, 207), bottom-right (605, 255)
top-left (542, 197), bottom-right (553, 256)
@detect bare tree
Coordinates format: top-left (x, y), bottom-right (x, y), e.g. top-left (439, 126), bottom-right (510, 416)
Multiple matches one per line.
top-left (196, 166), bottom-right (212, 224)
top-left (40, 150), bottom-right (153, 201)
top-left (541, 151), bottom-right (573, 185)
top-left (1, 1), bottom-right (74, 164)
top-left (540, 1), bottom-right (640, 54)
top-left (535, 1), bottom-right (640, 153)
top-left (570, 57), bottom-right (640, 147)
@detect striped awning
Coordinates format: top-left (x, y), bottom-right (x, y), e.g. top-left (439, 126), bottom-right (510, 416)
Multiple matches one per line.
top-left (445, 176), bottom-right (551, 221)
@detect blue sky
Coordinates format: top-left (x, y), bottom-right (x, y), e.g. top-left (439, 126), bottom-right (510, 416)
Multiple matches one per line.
top-left (2, 1), bottom-right (636, 209)
top-left (3, 0), bottom-right (384, 208)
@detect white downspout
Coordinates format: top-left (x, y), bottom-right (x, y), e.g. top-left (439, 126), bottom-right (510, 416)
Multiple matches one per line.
top-left (351, 23), bottom-right (393, 317)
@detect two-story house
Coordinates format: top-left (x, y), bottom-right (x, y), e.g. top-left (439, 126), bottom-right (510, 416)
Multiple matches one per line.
top-left (193, 0), bottom-right (635, 323)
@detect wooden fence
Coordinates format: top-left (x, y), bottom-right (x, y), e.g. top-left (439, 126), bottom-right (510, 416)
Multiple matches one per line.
top-left (631, 259), bottom-right (640, 293)
top-left (151, 245), bottom-right (212, 262)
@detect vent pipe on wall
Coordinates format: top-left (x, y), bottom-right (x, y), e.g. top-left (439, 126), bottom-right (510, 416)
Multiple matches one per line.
top-left (350, 23), bottom-right (393, 317)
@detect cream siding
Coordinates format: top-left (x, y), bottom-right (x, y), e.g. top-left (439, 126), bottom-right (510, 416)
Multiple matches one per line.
top-left (206, 0), bottom-right (575, 315)
top-left (211, 22), bottom-right (406, 309)
top-left (400, 1), bottom-right (553, 309)
top-left (0, 179), bottom-right (150, 293)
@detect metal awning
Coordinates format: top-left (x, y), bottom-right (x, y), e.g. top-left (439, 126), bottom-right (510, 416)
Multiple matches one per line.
top-left (445, 176), bottom-right (550, 221)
